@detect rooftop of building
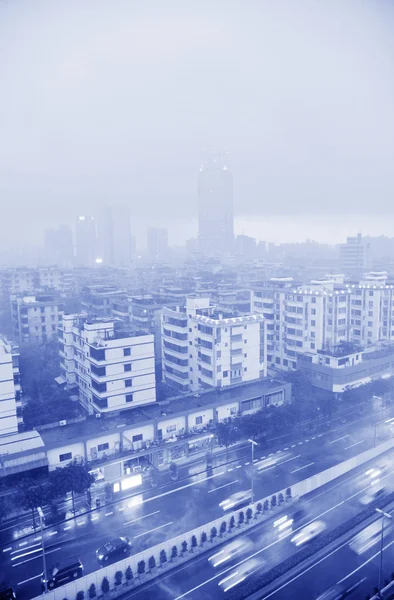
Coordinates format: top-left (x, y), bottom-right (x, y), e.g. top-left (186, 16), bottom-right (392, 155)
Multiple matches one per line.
top-left (12, 293), bottom-right (63, 305)
top-left (40, 377), bottom-right (289, 448)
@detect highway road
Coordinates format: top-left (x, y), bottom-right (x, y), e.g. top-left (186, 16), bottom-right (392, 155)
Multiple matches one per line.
top-left (2, 411), bottom-right (394, 599)
top-left (113, 448), bottom-right (394, 600)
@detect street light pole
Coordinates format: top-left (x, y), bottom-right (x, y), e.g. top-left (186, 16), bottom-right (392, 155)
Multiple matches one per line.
top-left (37, 507), bottom-right (47, 594)
top-left (248, 439), bottom-right (258, 505)
top-left (376, 508), bottom-right (392, 597)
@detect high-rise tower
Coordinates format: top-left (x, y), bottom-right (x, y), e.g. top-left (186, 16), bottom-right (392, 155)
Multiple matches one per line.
top-left (198, 152), bottom-right (234, 256)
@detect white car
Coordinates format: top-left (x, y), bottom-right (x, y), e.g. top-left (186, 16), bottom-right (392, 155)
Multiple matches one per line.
top-left (350, 520), bottom-right (392, 555)
top-left (219, 490), bottom-right (252, 511)
top-left (291, 520), bottom-right (326, 547)
top-left (218, 558), bottom-right (263, 592)
top-left (208, 538), bottom-right (252, 568)
top-left (359, 486), bottom-right (385, 506)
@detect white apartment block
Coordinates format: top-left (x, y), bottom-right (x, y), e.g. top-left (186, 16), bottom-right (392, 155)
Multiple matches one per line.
top-left (346, 272), bottom-right (394, 347)
top-left (0, 335), bottom-right (21, 436)
top-left (11, 293), bottom-right (64, 345)
top-left (58, 314), bottom-right (156, 415)
top-left (161, 297), bottom-right (266, 393)
top-left (252, 277), bottom-right (351, 371)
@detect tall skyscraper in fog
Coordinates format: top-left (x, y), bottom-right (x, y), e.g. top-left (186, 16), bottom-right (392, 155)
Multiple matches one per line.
top-left (97, 205), bottom-right (132, 266)
top-left (75, 216), bottom-right (96, 267)
top-left (198, 152), bottom-right (234, 256)
top-left (44, 224), bottom-right (73, 267)
top-left (147, 227), bottom-right (168, 259)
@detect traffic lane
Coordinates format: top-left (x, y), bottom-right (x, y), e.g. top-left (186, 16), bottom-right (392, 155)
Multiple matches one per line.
top-left (119, 465), bottom-right (394, 600)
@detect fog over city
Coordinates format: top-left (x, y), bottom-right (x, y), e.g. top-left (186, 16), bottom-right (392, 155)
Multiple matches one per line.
top-left (1, 0), bottom-right (394, 251)
top-left (2, 3), bottom-right (394, 600)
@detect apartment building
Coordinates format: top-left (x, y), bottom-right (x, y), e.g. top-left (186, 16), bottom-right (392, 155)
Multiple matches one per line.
top-left (0, 335), bottom-right (21, 436)
top-left (11, 293), bottom-right (64, 345)
top-left (339, 233), bottom-right (371, 278)
top-left (252, 277), bottom-right (351, 371)
top-left (81, 285), bottom-right (128, 320)
top-left (161, 297), bottom-right (266, 393)
top-left (58, 314), bottom-right (156, 415)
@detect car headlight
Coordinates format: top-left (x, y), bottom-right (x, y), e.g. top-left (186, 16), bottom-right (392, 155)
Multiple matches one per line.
top-left (97, 554), bottom-right (104, 560)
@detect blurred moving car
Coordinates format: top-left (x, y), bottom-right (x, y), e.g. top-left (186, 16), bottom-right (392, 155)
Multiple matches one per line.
top-left (218, 558), bottom-right (264, 592)
top-left (359, 486), bottom-right (385, 506)
top-left (219, 490), bottom-right (252, 511)
top-left (291, 520), bottom-right (326, 547)
top-left (208, 538), bottom-right (252, 568)
top-left (41, 557), bottom-right (83, 590)
top-left (273, 515), bottom-right (293, 535)
top-left (96, 537), bottom-right (132, 563)
top-left (315, 578), bottom-right (365, 599)
top-left (350, 520), bottom-right (392, 555)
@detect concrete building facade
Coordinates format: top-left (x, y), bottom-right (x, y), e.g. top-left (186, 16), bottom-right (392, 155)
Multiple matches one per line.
top-left (11, 293), bottom-right (64, 345)
top-left (0, 335), bottom-right (21, 436)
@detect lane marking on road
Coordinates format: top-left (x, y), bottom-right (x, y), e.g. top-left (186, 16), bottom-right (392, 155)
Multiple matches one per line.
top-left (290, 462), bottom-right (315, 474)
top-left (344, 440), bottom-right (365, 450)
top-left (305, 439), bottom-right (310, 442)
top-left (312, 436), bottom-right (316, 439)
top-left (298, 442), bottom-right (303, 445)
top-left (284, 448), bottom-right (289, 451)
top-left (245, 462), bottom-right (250, 465)
top-left (260, 456), bottom-right (266, 460)
top-left (18, 541), bottom-right (27, 547)
top-left (337, 539), bottom-right (394, 585)
top-left (105, 511), bottom-right (113, 516)
top-left (11, 542), bottom-right (40, 555)
top-left (330, 435), bottom-right (350, 444)
top-left (236, 465), bottom-right (242, 469)
top-left (17, 574), bottom-right (41, 586)
top-left (254, 458), bottom-right (259, 462)
top-left (133, 521), bottom-right (172, 539)
top-left (276, 450), bottom-right (282, 454)
top-left (268, 453), bottom-right (273, 456)
top-left (11, 547), bottom-right (42, 561)
top-left (63, 526), bottom-right (71, 531)
top-left (91, 515), bottom-right (99, 521)
top-left (118, 507), bottom-right (124, 512)
top-left (2, 547), bottom-right (11, 553)
top-left (291, 445), bottom-right (296, 448)
top-left (76, 520), bottom-right (85, 527)
top-left (208, 480), bottom-right (238, 494)
top-left (48, 531), bottom-right (58, 536)
top-left (279, 455), bottom-right (301, 465)
top-left (33, 536), bottom-right (42, 542)
top-left (227, 468), bottom-right (233, 472)
top-left (13, 547), bottom-right (61, 568)
top-left (123, 510), bottom-right (160, 526)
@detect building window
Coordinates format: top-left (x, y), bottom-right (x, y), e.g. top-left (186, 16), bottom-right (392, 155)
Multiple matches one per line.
top-left (244, 367), bottom-right (247, 372)
top-left (90, 347), bottom-right (105, 361)
top-left (124, 363), bottom-right (132, 372)
top-left (166, 424), bottom-right (177, 433)
top-left (311, 309), bottom-right (316, 315)
top-left (123, 348), bottom-right (131, 356)
top-left (244, 353), bottom-right (247, 358)
top-left (125, 379), bottom-right (132, 387)
top-left (132, 434), bottom-right (143, 442)
top-left (223, 370), bottom-right (228, 377)
top-left (195, 416), bottom-right (203, 425)
top-left (98, 442), bottom-right (109, 452)
top-left (311, 320), bottom-right (316, 326)
top-left (126, 394), bottom-right (133, 403)
top-left (311, 342), bottom-right (315, 349)
top-left (59, 452), bottom-right (72, 462)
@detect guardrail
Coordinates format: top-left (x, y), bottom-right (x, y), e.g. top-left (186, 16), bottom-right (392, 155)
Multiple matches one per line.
top-left (31, 435), bottom-right (394, 599)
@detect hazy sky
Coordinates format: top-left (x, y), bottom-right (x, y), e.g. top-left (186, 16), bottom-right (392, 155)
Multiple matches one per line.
top-left (1, 0), bottom-right (394, 249)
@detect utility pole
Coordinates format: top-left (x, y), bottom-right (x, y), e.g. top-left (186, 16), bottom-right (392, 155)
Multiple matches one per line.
top-left (248, 439), bottom-right (258, 504)
top-left (37, 507), bottom-right (48, 594)
top-left (376, 508), bottom-right (392, 597)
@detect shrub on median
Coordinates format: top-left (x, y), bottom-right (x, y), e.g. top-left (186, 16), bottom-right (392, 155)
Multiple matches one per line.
top-left (160, 549), bottom-right (167, 565)
top-left (101, 578), bottom-right (110, 596)
top-left (114, 570), bottom-right (123, 586)
top-left (88, 584), bottom-right (96, 599)
top-left (125, 566), bottom-right (133, 583)
top-left (171, 545), bottom-right (178, 560)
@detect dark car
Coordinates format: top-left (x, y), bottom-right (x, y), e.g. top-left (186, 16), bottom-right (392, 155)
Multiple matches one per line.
top-left (41, 557), bottom-right (83, 590)
top-left (96, 537), bottom-right (132, 563)
top-left (0, 585), bottom-right (16, 600)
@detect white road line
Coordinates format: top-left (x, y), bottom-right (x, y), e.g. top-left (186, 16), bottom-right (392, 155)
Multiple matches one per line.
top-left (291, 462), bottom-right (315, 474)
top-left (138, 470), bottom-right (226, 507)
top-left (2, 547), bottom-right (12, 553)
top-left (280, 454), bottom-right (301, 465)
top-left (284, 448), bottom-right (289, 451)
top-left (305, 439), bottom-right (310, 442)
top-left (312, 436), bottom-right (316, 439)
top-left (317, 434), bottom-right (323, 437)
top-left (227, 468), bottom-right (233, 472)
top-left (330, 435), bottom-right (350, 444)
top-left (19, 541), bottom-right (28, 547)
top-left (17, 574), bottom-right (41, 586)
top-left (298, 442), bottom-right (303, 445)
top-left (235, 465), bottom-right (242, 469)
top-left (260, 456), bottom-right (266, 460)
top-left (245, 462), bottom-right (250, 465)
top-left (123, 510), bottom-right (160, 526)
top-left (344, 440), bottom-right (365, 450)
top-left (11, 547), bottom-right (42, 561)
top-left (291, 445), bottom-right (296, 448)
top-left (208, 480), bottom-right (238, 494)
top-left (253, 458), bottom-right (259, 462)
top-left (337, 540), bottom-right (394, 584)
top-left (63, 526), bottom-right (71, 531)
top-left (76, 520), bottom-right (85, 527)
top-left (276, 450), bottom-right (281, 454)
top-left (33, 536), bottom-right (42, 542)
top-left (133, 521), bottom-right (172, 539)
top-left (268, 453), bottom-right (273, 456)
top-left (91, 515), bottom-right (99, 521)
top-left (105, 511), bottom-right (113, 516)
top-left (118, 507), bottom-right (124, 512)
top-left (48, 531), bottom-right (58, 536)
top-left (11, 542), bottom-right (40, 555)
top-left (13, 547), bottom-right (61, 568)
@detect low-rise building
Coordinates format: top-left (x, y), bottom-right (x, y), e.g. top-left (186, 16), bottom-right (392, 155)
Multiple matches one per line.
top-left (58, 314), bottom-right (156, 415)
top-left (0, 334), bottom-right (22, 435)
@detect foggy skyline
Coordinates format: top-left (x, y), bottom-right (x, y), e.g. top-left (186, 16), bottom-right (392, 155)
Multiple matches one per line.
top-left (1, 0), bottom-right (394, 251)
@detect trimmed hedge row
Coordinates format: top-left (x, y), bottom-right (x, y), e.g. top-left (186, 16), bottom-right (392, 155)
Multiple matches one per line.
top-left (226, 491), bottom-right (394, 600)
